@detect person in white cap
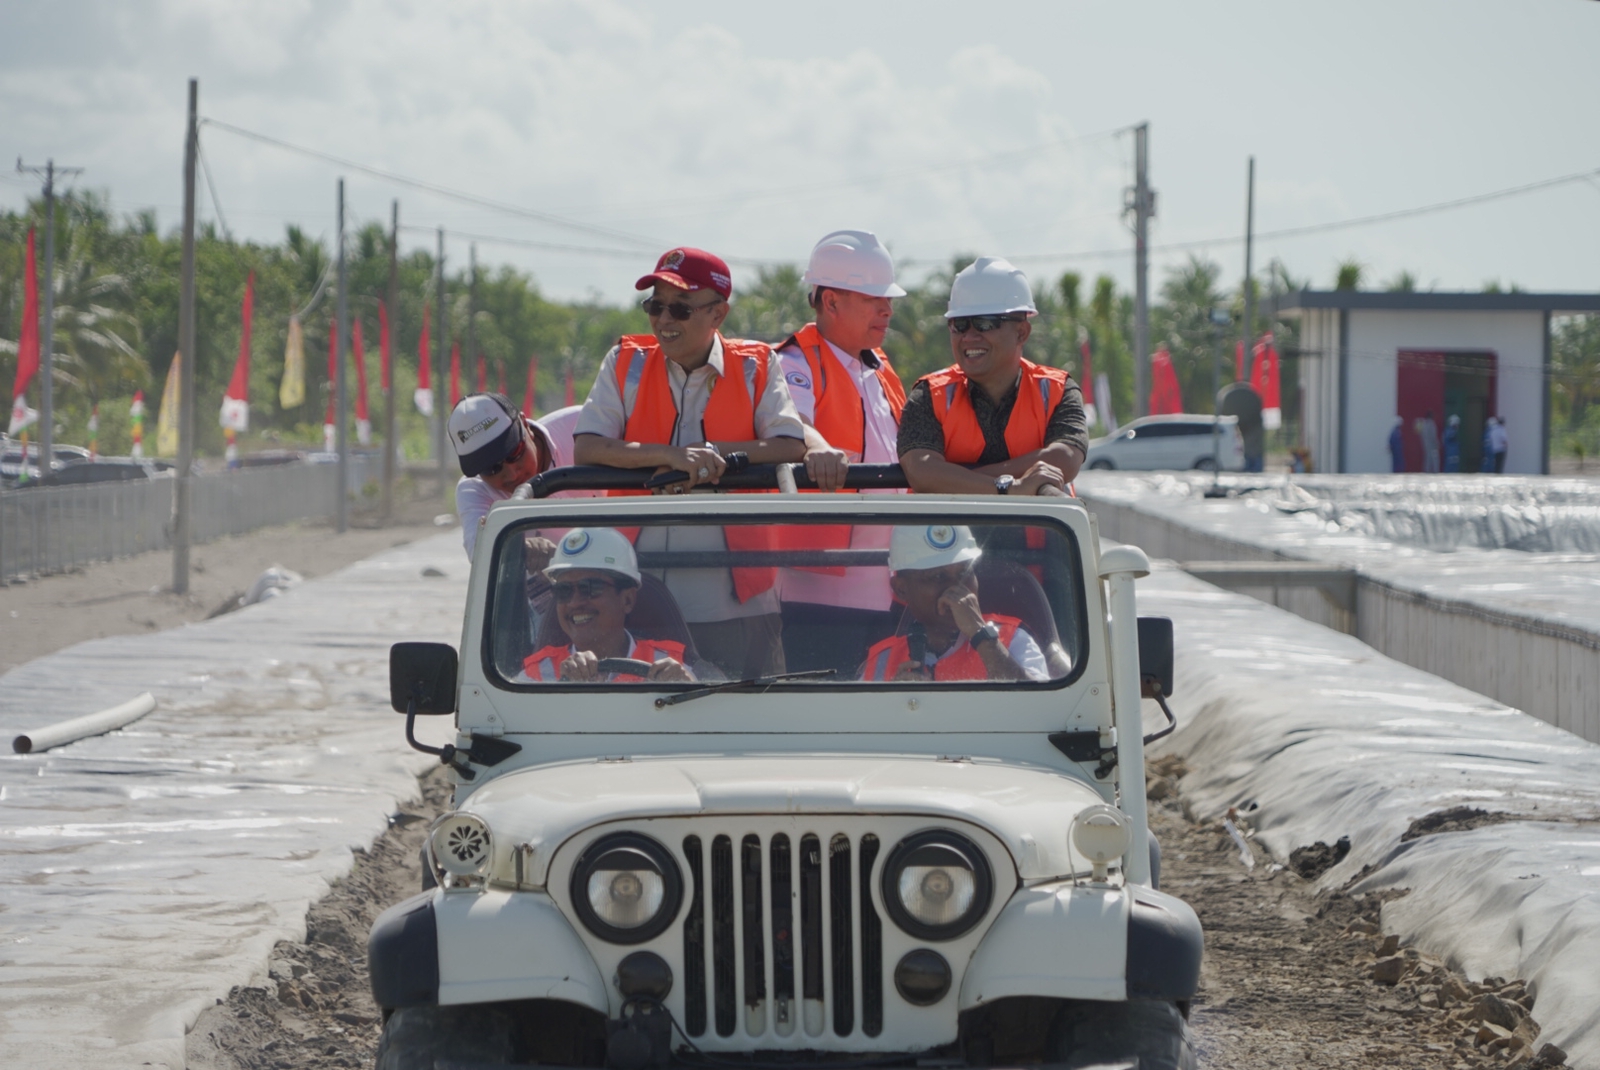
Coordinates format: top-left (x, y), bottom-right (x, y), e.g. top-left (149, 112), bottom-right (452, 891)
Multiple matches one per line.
top-left (897, 257), bottom-right (1087, 495)
top-left (861, 525), bottom-right (1047, 682)
top-left (449, 391), bottom-right (579, 560)
top-left (773, 230), bottom-right (910, 672)
top-left (519, 528), bottom-right (695, 683)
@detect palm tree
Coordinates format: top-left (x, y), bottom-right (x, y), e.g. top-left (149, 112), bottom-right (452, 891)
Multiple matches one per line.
top-left (1334, 258), bottom-right (1364, 291)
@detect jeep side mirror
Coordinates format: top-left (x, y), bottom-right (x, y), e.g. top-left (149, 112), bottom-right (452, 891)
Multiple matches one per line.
top-left (390, 642), bottom-right (458, 715)
top-left (1137, 616), bottom-right (1174, 699)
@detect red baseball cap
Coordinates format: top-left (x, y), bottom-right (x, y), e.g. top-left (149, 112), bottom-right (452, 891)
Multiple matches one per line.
top-left (634, 247), bottom-right (733, 299)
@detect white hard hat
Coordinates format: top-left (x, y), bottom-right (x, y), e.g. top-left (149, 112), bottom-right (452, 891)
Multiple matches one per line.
top-left (544, 528), bottom-right (640, 585)
top-left (889, 524), bottom-right (983, 574)
top-left (946, 256), bottom-right (1038, 319)
top-left (801, 229), bottom-right (906, 299)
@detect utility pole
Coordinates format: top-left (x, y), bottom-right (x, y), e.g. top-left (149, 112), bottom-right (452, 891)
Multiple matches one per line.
top-left (1241, 157), bottom-right (1256, 383)
top-left (467, 243), bottom-right (478, 396)
top-left (1127, 122), bottom-right (1155, 419)
top-left (383, 198), bottom-right (399, 520)
top-left (335, 178), bottom-right (349, 534)
top-left (15, 156), bottom-right (84, 472)
top-left (173, 78), bottom-right (199, 595)
top-left (434, 227), bottom-right (448, 495)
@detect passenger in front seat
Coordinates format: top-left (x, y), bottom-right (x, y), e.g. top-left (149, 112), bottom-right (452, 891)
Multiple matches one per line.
top-left (862, 525), bottom-right (1048, 683)
top-left (520, 528), bottom-right (695, 684)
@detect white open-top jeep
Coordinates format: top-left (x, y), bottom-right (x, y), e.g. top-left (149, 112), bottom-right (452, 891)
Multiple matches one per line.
top-left (371, 463), bottom-right (1200, 1070)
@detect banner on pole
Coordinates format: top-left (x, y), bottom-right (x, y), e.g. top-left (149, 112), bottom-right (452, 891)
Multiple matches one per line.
top-left (523, 356), bottom-right (538, 417)
top-left (353, 318), bottom-right (371, 446)
top-left (449, 343), bottom-right (462, 409)
top-left (1149, 346), bottom-right (1183, 416)
top-left (1094, 372), bottom-right (1117, 433)
top-left (1077, 331), bottom-right (1097, 429)
top-left (220, 271), bottom-right (253, 433)
top-left (280, 315), bottom-right (306, 408)
top-left (415, 303), bottom-right (434, 416)
top-left (156, 352), bottom-right (182, 456)
top-left (130, 391), bottom-right (145, 458)
top-left (8, 228), bottom-right (41, 435)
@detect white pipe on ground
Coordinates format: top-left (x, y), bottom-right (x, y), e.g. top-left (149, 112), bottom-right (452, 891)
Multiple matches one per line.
top-left (13, 692), bottom-right (157, 754)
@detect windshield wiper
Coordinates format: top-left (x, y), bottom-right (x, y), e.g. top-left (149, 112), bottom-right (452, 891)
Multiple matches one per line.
top-left (654, 668), bottom-right (837, 708)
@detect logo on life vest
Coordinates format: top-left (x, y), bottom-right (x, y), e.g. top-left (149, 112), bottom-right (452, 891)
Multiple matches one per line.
top-left (562, 530), bottom-right (591, 555)
top-left (661, 249), bottom-right (685, 271)
top-left (926, 525), bottom-right (957, 550)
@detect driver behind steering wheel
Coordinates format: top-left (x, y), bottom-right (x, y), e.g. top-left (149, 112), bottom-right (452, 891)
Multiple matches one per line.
top-left (519, 528), bottom-right (695, 684)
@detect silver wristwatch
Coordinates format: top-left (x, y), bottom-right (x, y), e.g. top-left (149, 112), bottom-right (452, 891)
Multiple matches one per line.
top-left (994, 474), bottom-right (1015, 495)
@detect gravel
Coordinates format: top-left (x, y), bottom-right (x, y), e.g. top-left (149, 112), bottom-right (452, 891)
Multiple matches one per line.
top-left (191, 757), bottom-right (1568, 1070)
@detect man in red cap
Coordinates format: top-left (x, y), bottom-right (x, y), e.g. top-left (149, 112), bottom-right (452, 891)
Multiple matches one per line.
top-left (573, 247), bottom-right (807, 678)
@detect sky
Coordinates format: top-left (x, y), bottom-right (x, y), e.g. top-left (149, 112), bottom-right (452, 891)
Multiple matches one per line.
top-left (2, 0), bottom-right (1597, 305)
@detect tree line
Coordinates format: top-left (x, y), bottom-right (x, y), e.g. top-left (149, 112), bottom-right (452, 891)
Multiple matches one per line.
top-left (4, 190), bottom-right (1595, 463)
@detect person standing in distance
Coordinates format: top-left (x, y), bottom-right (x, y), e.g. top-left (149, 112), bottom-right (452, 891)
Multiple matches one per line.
top-left (572, 247), bottom-right (809, 679)
top-left (774, 229), bottom-right (909, 671)
top-left (897, 257), bottom-right (1087, 495)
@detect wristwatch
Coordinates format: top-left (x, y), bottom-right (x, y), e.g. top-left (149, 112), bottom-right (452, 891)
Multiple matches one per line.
top-left (970, 621), bottom-right (1002, 649)
top-left (994, 474), bottom-right (1015, 495)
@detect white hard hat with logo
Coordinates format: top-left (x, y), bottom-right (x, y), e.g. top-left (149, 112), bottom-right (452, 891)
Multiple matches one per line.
top-left (802, 229), bottom-right (907, 299)
top-left (544, 527), bottom-right (641, 585)
top-left (946, 256), bottom-right (1038, 319)
top-left (889, 524), bottom-right (983, 573)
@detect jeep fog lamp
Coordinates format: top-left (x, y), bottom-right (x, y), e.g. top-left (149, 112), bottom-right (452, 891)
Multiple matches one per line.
top-left (570, 832), bottom-right (683, 945)
top-left (431, 813), bottom-right (492, 878)
top-left (1071, 804), bottom-right (1130, 881)
top-left (882, 831), bottom-right (993, 941)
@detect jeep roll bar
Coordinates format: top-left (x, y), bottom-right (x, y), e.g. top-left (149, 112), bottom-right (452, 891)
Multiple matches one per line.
top-left (521, 461), bottom-right (914, 498)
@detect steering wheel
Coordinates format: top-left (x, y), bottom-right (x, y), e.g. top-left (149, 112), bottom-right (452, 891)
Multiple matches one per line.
top-left (594, 657), bottom-right (657, 677)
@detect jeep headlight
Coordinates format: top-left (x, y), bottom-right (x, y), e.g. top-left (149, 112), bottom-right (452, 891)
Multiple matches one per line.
top-left (431, 812), bottom-right (492, 878)
top-left (570, 832), bottom-right (683, 944)
top-left (882, 830), bottom-right (993, 941)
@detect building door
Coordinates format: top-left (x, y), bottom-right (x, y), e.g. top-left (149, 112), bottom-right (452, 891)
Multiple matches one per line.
top-left (1396, 350), bottom-right (1497, 472)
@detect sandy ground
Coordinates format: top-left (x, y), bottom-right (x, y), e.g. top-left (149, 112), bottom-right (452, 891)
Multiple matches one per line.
top-left (0, 488), bottom-right (459, 674)
top-left (188, 755), bottom-right (1571, 1070)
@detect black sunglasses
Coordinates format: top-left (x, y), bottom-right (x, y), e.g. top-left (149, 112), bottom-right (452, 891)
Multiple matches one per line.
top-left (552, 577), bottom-right (624, 602)
top-left (641, 296), bottom-right (723, 321)
top-left (948, 314), bottom-right (1026, 334)
top-left (482, 436), bottom-right (527, 478)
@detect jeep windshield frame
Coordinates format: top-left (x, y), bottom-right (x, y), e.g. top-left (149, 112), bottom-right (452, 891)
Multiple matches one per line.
top-left (479, 504), bottom-right (1089, 697)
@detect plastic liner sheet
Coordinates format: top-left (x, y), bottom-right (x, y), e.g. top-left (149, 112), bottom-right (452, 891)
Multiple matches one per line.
top-left (0, 535), bottom-right (466, 1070)
top-left (1141, 565), bottom-right (1600, 1068)
top-left (1076, 471), bottom-right (1600, 638)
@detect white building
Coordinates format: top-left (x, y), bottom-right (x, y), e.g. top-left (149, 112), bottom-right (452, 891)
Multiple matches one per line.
top-left (1282, 291), bottom-right (1600, 474)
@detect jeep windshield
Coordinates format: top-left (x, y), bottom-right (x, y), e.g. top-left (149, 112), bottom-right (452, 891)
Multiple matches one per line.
top-left (485, 513), bottom-right (1085, 690)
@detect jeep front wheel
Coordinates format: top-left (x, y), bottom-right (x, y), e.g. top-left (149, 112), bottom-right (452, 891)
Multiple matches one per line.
top-left (374, 1005), bottom-right (515, 1070)
top-left (1046, 999), bottom-right (1196, 1070)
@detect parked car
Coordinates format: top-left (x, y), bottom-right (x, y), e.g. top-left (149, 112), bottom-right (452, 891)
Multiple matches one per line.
top-left (25, 458), bottom-right (165, 487)
top-left (0, 437), bottom-right (92, 485)
top-left (1085, 415), bottom-right (1244, 471)
top-left (371, 464), bottom-right (1200, 1070)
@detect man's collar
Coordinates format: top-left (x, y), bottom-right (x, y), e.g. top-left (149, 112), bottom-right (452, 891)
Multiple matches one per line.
top-left (821, 334), bottom-right (879, 370)
top-left (706, 334), bottom-right (725, 377)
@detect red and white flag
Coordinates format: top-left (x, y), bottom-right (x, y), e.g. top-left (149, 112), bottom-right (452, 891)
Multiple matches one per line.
top-left (220, 271), bottom-right (253, 433)
top-left (1078, 331), bottom-right (1097, 428)
top-left (324, 321), bottom-right (337, 453)
top-left (378, 301), bottom-right (392, 393)
top-left (414, 304), bottom-right (434, 416)
top-left (1149, 346), bottom-right (1183, 415)
top-left (1251, 333), bottom-right (1282, 430)
top-left (8, 228), bottom-right (40, 434)
top-left (475, 354), bottom-right (487, 394)
top-left (449, 343), bottom-right (462, 409)
top-left (523, 356), bottom-right (538, 417)
top-left (352, 318), bottom-right (372, 445)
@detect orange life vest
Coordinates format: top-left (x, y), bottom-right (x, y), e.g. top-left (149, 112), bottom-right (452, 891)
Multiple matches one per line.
top-left (779, 323), bottom-right (906, 457)
top-left (607, 334), bottom-right (777, 603)
top-left (523, 637), bottom-right (687, 682)
top-left (920, 359), bottom-right (1070, 464)
top-left (862, 614), bottom-right (1023, 682)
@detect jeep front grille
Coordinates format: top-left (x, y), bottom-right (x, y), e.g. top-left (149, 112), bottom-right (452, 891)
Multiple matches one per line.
top-left (683, 830), bottom-right (883, 1040)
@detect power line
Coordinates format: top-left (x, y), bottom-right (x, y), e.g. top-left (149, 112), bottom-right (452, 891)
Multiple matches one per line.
top-left (994, 166), bottom-right (1600, 266)
top-left (395, 223), bottom-right (788, 268)
top-left (200, 117), bottom-right (665, 251)
top-left (196, 132), bottom-right (232, 241)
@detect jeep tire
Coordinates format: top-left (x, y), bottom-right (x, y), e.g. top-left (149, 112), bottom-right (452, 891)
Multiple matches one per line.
top-left (1045, 998), bottom-right (1196, 1070)
top-left (374, 1004), bottom-right (515, 1070)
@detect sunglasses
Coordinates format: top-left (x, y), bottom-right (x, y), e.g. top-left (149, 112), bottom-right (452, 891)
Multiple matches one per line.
top-left (948, 314), bottom-right (1026, 334)
top-left (641, 296), bottom-right (723, 321)
top-left (482, 436), bottom-right (527, 478)
top-left (552, 577), bottom-right (623, 602)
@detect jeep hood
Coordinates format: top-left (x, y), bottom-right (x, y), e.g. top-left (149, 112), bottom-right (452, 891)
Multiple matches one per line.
top-left (462, 755), bottom-right (1109, 885)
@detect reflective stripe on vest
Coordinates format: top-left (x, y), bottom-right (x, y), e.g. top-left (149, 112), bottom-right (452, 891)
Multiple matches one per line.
top-left (523, 637), bottom-right (688, 682)
top-left (778, 323), bottom-right (906, 457)
top-left (920, 359), bottom-right (1070, 465)
top-left (862, 614), bottom-right (1023, 682)
top-left (608, 334), bottom-right (777, 603)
